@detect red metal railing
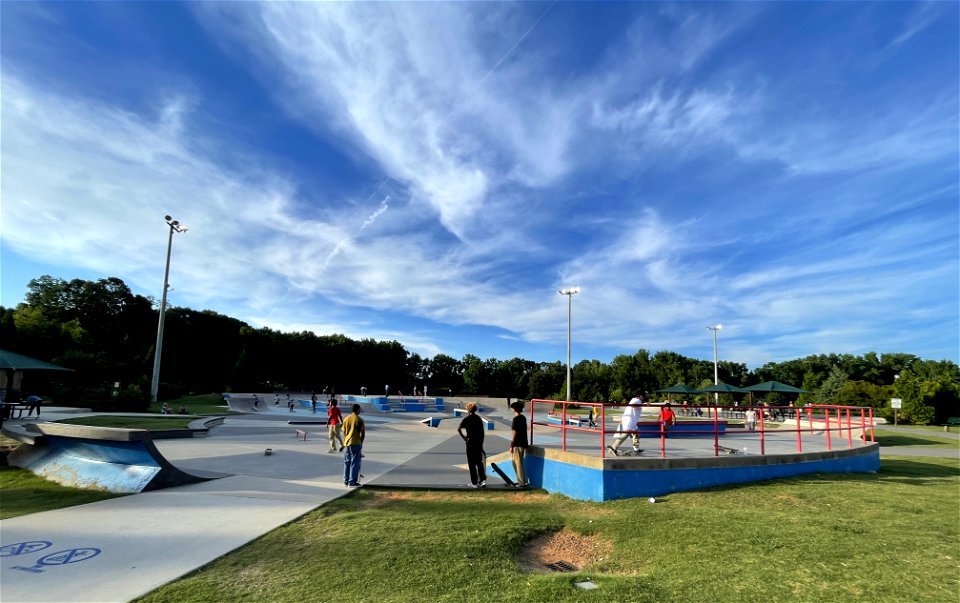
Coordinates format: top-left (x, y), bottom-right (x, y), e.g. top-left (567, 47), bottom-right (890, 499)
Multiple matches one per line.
top-left (528, 399), bottom-right (877, 458)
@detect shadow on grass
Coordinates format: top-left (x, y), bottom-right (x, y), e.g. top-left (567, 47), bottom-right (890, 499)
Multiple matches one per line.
top-left (798, 458), bottom-right (959, 486)
top-left (695, 458), bottom-right (959, 495)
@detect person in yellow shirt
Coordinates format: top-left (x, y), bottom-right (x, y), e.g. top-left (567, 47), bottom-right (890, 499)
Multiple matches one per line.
top-left (342, 404), bottom-right (366, 487)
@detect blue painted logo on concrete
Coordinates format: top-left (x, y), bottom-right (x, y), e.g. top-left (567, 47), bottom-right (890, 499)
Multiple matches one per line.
top-left (9, 547), bottom-right (101, 573)
top-left (0, 541), bottom-right (53, 557)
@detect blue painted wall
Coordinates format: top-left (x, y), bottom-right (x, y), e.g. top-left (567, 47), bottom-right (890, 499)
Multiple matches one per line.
top-left (500, 447), bottom-right (880, 502)
top-left (11, 436), bottom-right (161, 493)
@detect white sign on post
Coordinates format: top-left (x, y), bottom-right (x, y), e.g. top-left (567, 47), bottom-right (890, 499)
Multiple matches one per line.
top-left (890, 398), bottom-right (902, 409)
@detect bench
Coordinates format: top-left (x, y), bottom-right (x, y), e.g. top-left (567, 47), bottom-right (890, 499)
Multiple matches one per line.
top-left (294, 429), bottom-right (309, 441)
top-left (1, 403), bottom-right (31, 420)
top-left (944, 417), bottom-right (960, 432)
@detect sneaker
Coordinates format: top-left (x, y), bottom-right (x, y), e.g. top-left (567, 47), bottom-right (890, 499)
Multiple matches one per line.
top-left (468, 483), bottom-right (479, 489)
top-left (348, 483), bottom-right (362, 488)
top-left (328, 449), bottom-right (336, 453)
top-left (606, 445), bottom-right (620, 456)
top-left (633, 448), bottom-right (643, 455)
top-left (339, 446), bottom-right (344, 452)
top-left (479, 480), bottom-right (486, 488)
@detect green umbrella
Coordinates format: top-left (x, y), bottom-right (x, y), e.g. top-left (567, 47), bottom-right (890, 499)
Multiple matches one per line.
top-left (656, 384), bottom-right (704, 395)
top-left (744, 381), bottom-right (809, 394)
top-left (701, 383), bottom-right (748, 394)
top-left (0, 349), bottom-right (73, 372)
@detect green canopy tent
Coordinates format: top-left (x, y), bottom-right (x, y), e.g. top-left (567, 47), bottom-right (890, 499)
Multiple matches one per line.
top-left (0, 348), bottom-right (73, 404)
top-left (744, 381), bottom-right (810, 394)
top-left (655, 384), bottom-right (704, 396)
top-left (701, 383), bottom-right (748, 394)
top-left (699, 383), bottom-right (749, 410)
top-left (655, 384), bottom-right (703, 405)
top-left (744, 380), bottom-right (810, 408)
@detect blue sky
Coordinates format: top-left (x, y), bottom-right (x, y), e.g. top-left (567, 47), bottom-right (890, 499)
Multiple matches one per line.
top-left (1, 2), bottom-right (957, 368)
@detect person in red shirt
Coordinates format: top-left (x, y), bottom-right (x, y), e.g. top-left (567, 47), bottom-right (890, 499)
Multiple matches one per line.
top-left (659, 402), bottom-right (677, 431)
top-left (327, 399), bottom-right (345, 452)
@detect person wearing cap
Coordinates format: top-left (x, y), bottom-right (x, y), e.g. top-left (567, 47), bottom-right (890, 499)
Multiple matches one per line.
top-left (509, 401), bottom-right (529, 487)
top-left (607, 393), bottom-right (644, 456)
top-left (342, 404), bottom-right (365, 487)
top-left (659, 401), bottom-right (677, 431)
top-left (457, 402), bottom-right (487, 488)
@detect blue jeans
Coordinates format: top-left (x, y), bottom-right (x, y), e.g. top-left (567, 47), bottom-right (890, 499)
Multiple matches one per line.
top-left (343, 444), bottom-right (362, 485)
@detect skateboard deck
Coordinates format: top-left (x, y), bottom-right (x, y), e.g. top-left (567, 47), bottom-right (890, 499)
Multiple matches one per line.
top-left (606, 446), bottom-right (643, 456)
top-left (490, 462), bottom-right (516, 486)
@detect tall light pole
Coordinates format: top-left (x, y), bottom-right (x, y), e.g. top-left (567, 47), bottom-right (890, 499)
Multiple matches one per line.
top-left (707, 324), bottom-right (722, 404)
top-left (558, 286), bottom-right (581, 402)
top-left (150, 215), bottom-right (188, 403)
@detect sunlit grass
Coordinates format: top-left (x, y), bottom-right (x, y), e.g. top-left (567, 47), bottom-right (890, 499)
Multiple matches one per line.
top-left (873, 428), bottom-right (960, 448)
top-left (55, 416), bottom-right (195, 430)
top-left (135, 457), bottom-right (959, 603)
top-left (0, 466), bottom-right (124, 519)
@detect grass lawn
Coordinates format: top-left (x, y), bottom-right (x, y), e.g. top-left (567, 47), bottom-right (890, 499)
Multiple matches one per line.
top-left (0, 466), bottom-right (124, 519)
top-left (146, 393), bottom-right (235, 416)
top-left (134, 457), bottom-right (960, 603)
top-left (873, 428), bottom-right (960, 449)
top-left (55, 416), bottom-right (195, 430)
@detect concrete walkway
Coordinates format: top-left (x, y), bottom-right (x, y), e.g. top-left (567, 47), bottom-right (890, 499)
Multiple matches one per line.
top-left (1, 406), bottom-right (515, 603)
top-left (1, 403), bottom-right (955, 602)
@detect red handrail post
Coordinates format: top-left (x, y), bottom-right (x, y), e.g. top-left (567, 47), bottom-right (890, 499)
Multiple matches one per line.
top-left (860, 406), bottom-right (867, 444)
top-left (561, 400), bottom-right (567, 451)
top-left (659, 421), bottom-right (666, 459)
top-left (600, 403), bottom-right (606, 457)
top-left (824, 407), bottom-right (832, 451)
top-left (759, 406), bottom-right (766, 456)
top-left (713, 402), bottom-right (720, 456)
top-left (868, 407), bottom-right (876, 442)
top-left (529, 399), bottom-right (535, 447)
top-left (845, 408), bottom-right (853, 448)
top-left (794, 408), bottom-right (802, 453)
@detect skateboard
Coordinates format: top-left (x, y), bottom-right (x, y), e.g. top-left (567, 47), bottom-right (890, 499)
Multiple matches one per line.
top-left (489, 462), bottom-right (517, 487)
top-left (606, 446), bottom-right (643, 456)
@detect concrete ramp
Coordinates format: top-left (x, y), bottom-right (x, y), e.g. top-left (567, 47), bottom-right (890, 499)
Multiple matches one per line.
top-left (5, 423), bottom-right (212, 493)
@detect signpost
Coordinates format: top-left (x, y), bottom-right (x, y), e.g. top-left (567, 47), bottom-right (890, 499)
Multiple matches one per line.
top-left (891, 398), bottom-right (902, 426)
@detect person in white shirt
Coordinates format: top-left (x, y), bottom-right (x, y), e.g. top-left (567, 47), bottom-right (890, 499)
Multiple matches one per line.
top-left (745, 407), bottom-right (758, 432)
top-left (607, 394), bottom-right (645, 455)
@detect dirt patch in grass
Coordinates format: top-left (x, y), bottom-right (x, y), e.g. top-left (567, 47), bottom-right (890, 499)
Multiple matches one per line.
top-left (518, 529), bottom-right (613, 573)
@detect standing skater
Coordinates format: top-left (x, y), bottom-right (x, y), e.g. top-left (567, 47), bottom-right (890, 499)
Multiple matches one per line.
top-left (311, 393), bottom-right (318, 414)
top-left (509, 402), bottom-right (529, 488)
top-left (608, 394), bottom-right (644, 456)
top-left (327, 399), bottom-right (345, 452)
top-left (342, 404), bottom-right (365, 487)
top-left (457, 403), bottom-right (487, 488)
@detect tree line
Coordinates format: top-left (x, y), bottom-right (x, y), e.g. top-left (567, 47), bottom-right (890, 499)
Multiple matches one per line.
top-left (1, 275), bottom-right (957, 424)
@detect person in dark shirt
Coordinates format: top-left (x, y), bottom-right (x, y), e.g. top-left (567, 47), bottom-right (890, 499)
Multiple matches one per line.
top-left (510, 401), bottom-right (529, 487)
top-left (457, 402), bottom-right (487, 488)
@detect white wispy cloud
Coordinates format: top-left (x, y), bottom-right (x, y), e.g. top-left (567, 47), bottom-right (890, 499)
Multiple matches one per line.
top-left (2, 3), bottom-right (956, 369)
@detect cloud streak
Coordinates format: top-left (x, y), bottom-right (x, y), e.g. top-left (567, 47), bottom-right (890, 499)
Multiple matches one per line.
top-left (1, 3), bottom-right (957, 368)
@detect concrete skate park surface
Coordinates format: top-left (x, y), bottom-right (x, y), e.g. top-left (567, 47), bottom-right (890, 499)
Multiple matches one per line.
top-left (0, 399), bottom-right (951, 602)
top-left (0, 399), bottom-right (516, 603)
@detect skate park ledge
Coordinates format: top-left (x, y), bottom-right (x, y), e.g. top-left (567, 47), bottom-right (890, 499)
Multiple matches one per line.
top-left (488, 443), bottom-right (880, 502)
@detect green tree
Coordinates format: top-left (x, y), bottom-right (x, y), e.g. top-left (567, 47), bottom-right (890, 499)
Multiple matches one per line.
top-left (893, 371), bottom-right (936, 425)
top-left (815, 365), bottom-right (848, 405)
